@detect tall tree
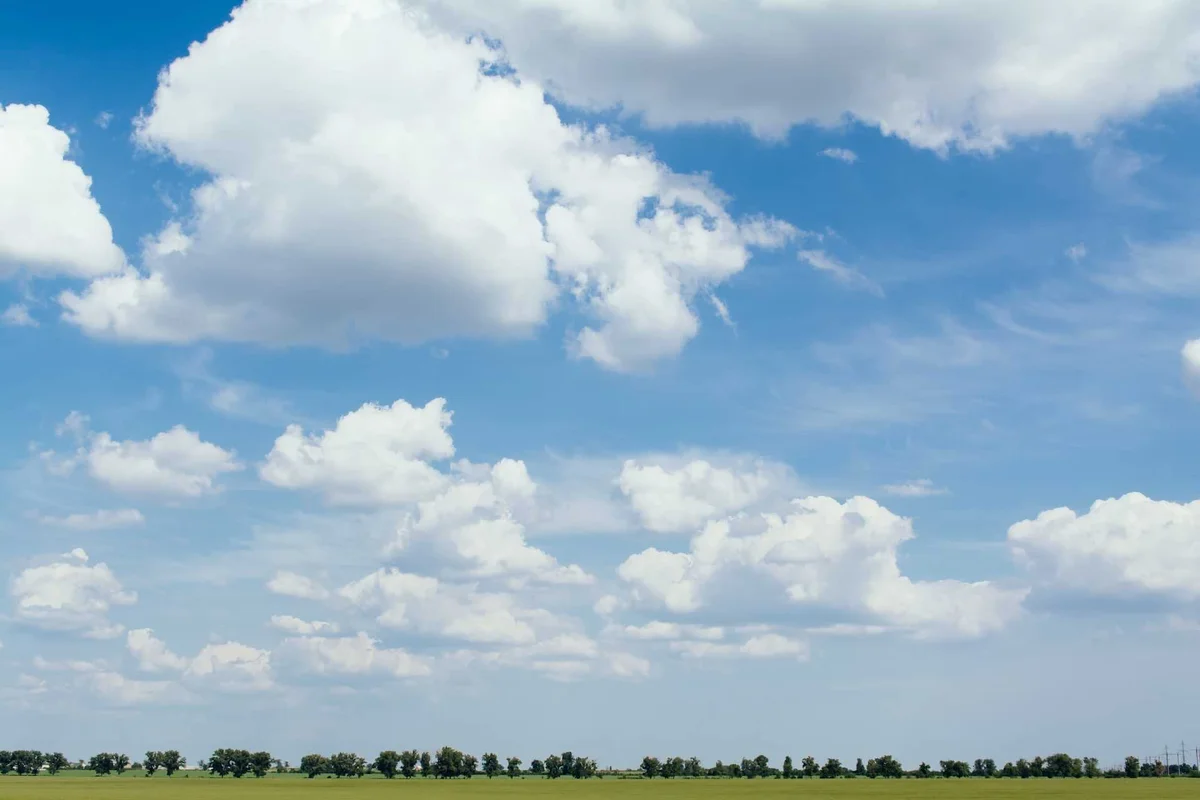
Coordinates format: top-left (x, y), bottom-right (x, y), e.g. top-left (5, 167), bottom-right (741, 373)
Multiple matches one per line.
top-left (114, 754), bottom-right (130, 775)
top-left (160, 751), bottom-right (184, 777)
top-left (529, 759), bottom-right (544, 776)
top-left (916, 762), bottom-right (932, 778)
top-left (545, 754), bottom-right (564, 779)
top-left (506, 757), bottom-right (522, 778)
top-left (434, 746), bottom-right (464, 779)
top-left (482, 753), bottom-right (501, 778)
top-left (374, 751), bottom-right (400, 779)
top-left (46, 753), bottom-right (69, 775)
top-left (461, 754), bottom-right (478, 777)
top-left (855, 758), bottom-right (866, 776)
top-left (88, 754), bottom-right (115, 776)
top-left (419, 751), bottom-right (431, 777)
top-left (801, 756), bottom-right (819, 778)
top-left (561, 751), bottom-right (575, 776)
top-left (299, 754), bottom-right (328, 779)
top-left (250, 752), bottom-right (273, 778)
top-left (144, 751), bottom-right (161, 777)
top-left (1124, 756), bottom-right (1140, 779)
top-left (399, 751), bottom-right (420, 779)
top-left (640, 756), bottom-right (660, 779)
top-left (819, 758), bottom-right (842, 779)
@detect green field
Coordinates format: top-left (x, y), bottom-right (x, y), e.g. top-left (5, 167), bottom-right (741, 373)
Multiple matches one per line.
top-left (2, 776), bottom-right (1200, 799)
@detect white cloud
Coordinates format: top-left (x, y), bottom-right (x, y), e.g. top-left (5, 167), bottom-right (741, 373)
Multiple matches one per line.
top-left (798, 249), bottom-right (883, 296)
top-left (1066, 243), bottom-right (1088, 262)
top-left (618, 495), bottom-right (1027, 639)
top-left (60, 0), bottom-right (792, 372)
top-left (1, 304), bottom-right (36, 327)
top-left (260, 398), bottom-right (454, 506)
top-left (281, 632), bottom-right (432, 678)
top-left (86, 425), bottom-right (242, 497)
top-left (125, 629), bottom-right (273, 691)
top-left (881, 479), bottom-right (948, 498)
top-left (88, 671), bottom-right (176, 705)
top-left (617, 457), bottom-right (789, 533)
top-left (1008, 492), bottom-right (1200, 599)
top-left (35, 508), bottom-right (145, 531)
top-left (423, 0), bottom-right (1200, 151)
top-left (10, 549), bottom-right (135, 638)
top-left (94, 111), bottom-right (114, 129)
top-left (0, 104), bottom-right (124, 278)
top-left (266, 571), bottom-right (330, 601)
top-left (269, 615), bottom-right (339, 635)
top-left (820, 147), bottom-right (858, 164)
top-left (1183, 340), bottom-right (1200, 393)
top-left (612, 621), bottom-right (724, 642)
top-left (669, 632), bottom-right (808, 661)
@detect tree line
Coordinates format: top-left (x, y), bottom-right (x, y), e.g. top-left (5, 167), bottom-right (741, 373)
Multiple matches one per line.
top-left (2, 747), bottom-right (1197, 779)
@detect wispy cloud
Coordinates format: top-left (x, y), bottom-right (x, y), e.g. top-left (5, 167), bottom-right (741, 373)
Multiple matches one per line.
top-left (1065, 243), bottom-right (1087, 262)
top-left (881, 479), bottom-right (948, 498)
top-left (33, 509), bottom-right (145, 531)
top-left (820, 147), bottom-right (858, 164)
top-left (94, 111), bottom-right (113, 129)
top-left (798, 249), bottom-right (883, 296)
top-left (1, 304), bottom-right (36, 327)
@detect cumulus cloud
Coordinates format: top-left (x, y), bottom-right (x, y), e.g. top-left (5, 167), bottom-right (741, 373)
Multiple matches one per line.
top-left (1008, 492), bottom-right (1200, 599)
top-left (126, 629), bottom-right (273, 691)
top-left (1184, 340), bottom-right (1200, 392)
top-left (269, 615), bottom-right (339, 636)
top-left (59, 0), bottom-right (792, 371)
top-left (617, 457), bottom-right (791, 533)
top-left (423, 0), bottom-right (1200, 151)
top-left (264, 398), bottom-right (590, 585)
top-left (618, 496), bottom-right (1027, 639)
top-left (0, 104), bottom-right (124, 277)
top-left (34, 508), bottom-right (145, 531)
top-left (280, 632), bottom-right (431, 678)
top-left (266, 571), bottom-right (330, 601)
top-left (10, 549), bottom-right (135, 638)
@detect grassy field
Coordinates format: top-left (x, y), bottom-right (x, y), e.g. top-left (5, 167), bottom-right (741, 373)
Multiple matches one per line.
top-left (1, 776), bottom-right (1199, 799)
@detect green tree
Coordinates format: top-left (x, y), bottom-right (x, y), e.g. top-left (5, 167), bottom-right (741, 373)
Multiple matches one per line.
top-left (506, 757), bottom-right (522, 778)
top-left (1125, 756), bottom-right (1140, 779)
top-left (419, 751), bottom-right (432, 777)
top-left (1001, 762), bottom-right (1017, 778)
top-left (399, 751), bottom-right (420, 779)
top-left (250, 752), bottom-right (273, 778)
top-left (461, 754), bottom-right (478, 777)
top-left (144, 751), bottom-right (161, 777)
top-left (299, 754), bottom-right (328, 779)
top-left (561, 751), bottom-right (575, 776)
top-left (686, 757), bottom-right (703, 777)
top-left (374, 751), bottom-right (400, 779)
top-left (88, 753), bottom-right (115, 776)
top-left (1030, 756), bottom-right (1045, 777)
top-left (229, 750), bottom-right (252, 778)
top-left (940, 760), bottom-right (970, 778)
top-left (820, 758), bottom-right (842, 779)
top-left (160, 751), bottom-right (184, 777)
top-left (916, 763), bottom-right (932, 778)
top-left (572, 757), bottom-right (597, 779)
top-left (434, 747), bottom-right (464, 779)
top-left (114, 754), bottom-right (130, 775)
top-left (545, 754), bottom-right (564, 779)
top-left (482, 753), bottom-right (501, 778)
top-left (46, 753), bottom-right (69, 775)
top-left (782, 756), bottom-right (794, 778)
top-left (801, 756), bottom-right (818, 778)
top-left (1083, 757), bottom-right (1100, 778)
top-left (529, 759), bottom-right (544, 776)
top-left (1017, 758), bottom-right (1032, 779)
top-left (754, 755), bottom-right (770, 777)
top-left (640, 756), bottom-right (661, 779)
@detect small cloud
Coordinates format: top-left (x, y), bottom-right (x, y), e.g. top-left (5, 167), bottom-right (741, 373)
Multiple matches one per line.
top-left (708, 292), bottom-right (734, 328)
top-left (94, 111), bottom-right (114, 129)
top-left (1065, 243), bottom-right (1087, 262)
top-left (430, 347), bottom-right (450, 359)
top-left (798, 249), bottom-right (883, 296)
top-left (820, 147), bottom-right (858, 164)
top-left (1183, 340), bottom-right (1200, 394)
top-left (881, 479), bottom-right (948, 498)
top-left (34, 509), bottom-right (145, 531)
top-left (1, 304), bottom-right (36, 327)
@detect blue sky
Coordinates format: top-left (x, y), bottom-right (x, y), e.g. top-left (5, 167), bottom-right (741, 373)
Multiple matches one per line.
top-left (3, 0), bottom-right (1200, 769)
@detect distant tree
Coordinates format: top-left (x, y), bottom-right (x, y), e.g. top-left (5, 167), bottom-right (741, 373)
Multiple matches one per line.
top-left (419, 751), bottom-right (432, 777)
top-left (399, 751), bottom-right (421, 779)
top-left (783, 756), bottom-right (795, 779)
top-left (46, 753), bottom-right (69, 775)
top-left (740, 758), bottom-right (755, 778)
top-left (561, 752), bottom-right (575, 776)
top-left (545, 754), bottom-right (564, 779)
top-left (144, 751), bottom-right (161, 777)
top-left (299, 754), bottom-right (328, 779)
top-left (1001, 762), bottom-right (1017, 778)
top-left (529, 759), bottom-right (544, 776)
top-left (506, 757), bottom-right (522, 778)
top-left (332, 753), bottom-right (367, 778)
top-left (250, 752), bottom-right (273, 778)
top-left (1017, 758), bottom-right (1032, 779)
top-left (114, 754), bottom-right (130, 775)
top-left (754, 755), bottom-right (770, 778)
top-left (88, 753), bottom-right (115, 776)
top-left (640, 756), bottom-right (661, 779)
top-left (820, 758), bottom-right (842, 779)
top-left (686, 757), bottom-right (704, 778)
top-left (160, 751), bottom-right (184, 777)
top-left (855, 758), bottom-right (866, 776)
top-left (872, 755), bottom-right (902, 779)
top-left (434, 747), bottom-right (464, 780)
top-left (12, 751), bottom-right (44, 775)
top-left (461, 754), bottom-right (478, 777)
top-left (1030, 756), bottom-right (1045, 778)
top-left (229, 750), bottom-right (252, 778)
top-left (660, 756), bottom-right (683, 778)
top-left (1083, 757), bottom-right (1100, 778)
top-left (482, 753), bottom-right (501, 778)
top-left (208, 750), bottom-right (231, 777)
top-left (940, 760), bottom-right (970, 779)
top-left (972, 758), bottom-right (996, 778)
top-left (1125, 756), bottom-right (1140, 779)
top-left (801, 756), bottom-right (819, 778)
top-left (0, 752), bottom-right (11, 775)
top-left (374, 751), bottom-right (400, 779)
top-left (572, 757), bottom-right (597, 779)
top-left (916, 763), bottom-right (932, 779)
top-left (274, 759), bottom-right (286, 774)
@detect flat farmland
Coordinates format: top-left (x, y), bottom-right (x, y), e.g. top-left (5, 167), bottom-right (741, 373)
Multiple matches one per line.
top-left (2, 777), bottom-right (1200, 799)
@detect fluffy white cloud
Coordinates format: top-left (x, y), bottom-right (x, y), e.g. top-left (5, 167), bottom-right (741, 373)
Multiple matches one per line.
top-left (266, 571), bottom-right (330, 601)
top-left (1008, 492), bottom-right (1200, 599)
top-left (338, 568), bottom-right (551, 645)
top-left (269, 615), bottom-right (339, 635)
top-left (281, 632), bottom-right (431, 678)
top-left (126, 629), bottom-right (273, 691)
top-left (618, 496), bottom-right (1027, 639)
top-left (617, 457), bottom-right (788, 533)
top-left (265, 398), bottom-right (590, 585)
top-left (1184, 340), bottom-right (1200, 392)
top-left (86, 426), bottom-right (241, 497)
top-left (424, 0), bottom-right (1200, 151)
top-left (260, 398), bottom-right (454, 505)
top-left (0, 104), bottom-right (124, 277)
top-left (35, 508), bottom-right (145, 531)
top-left (60, 0), bottom-right (792, 371)
top-left (612, 621), bottom-right (724, 642)
top-left (10, 549), bottom-right (135, 638)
